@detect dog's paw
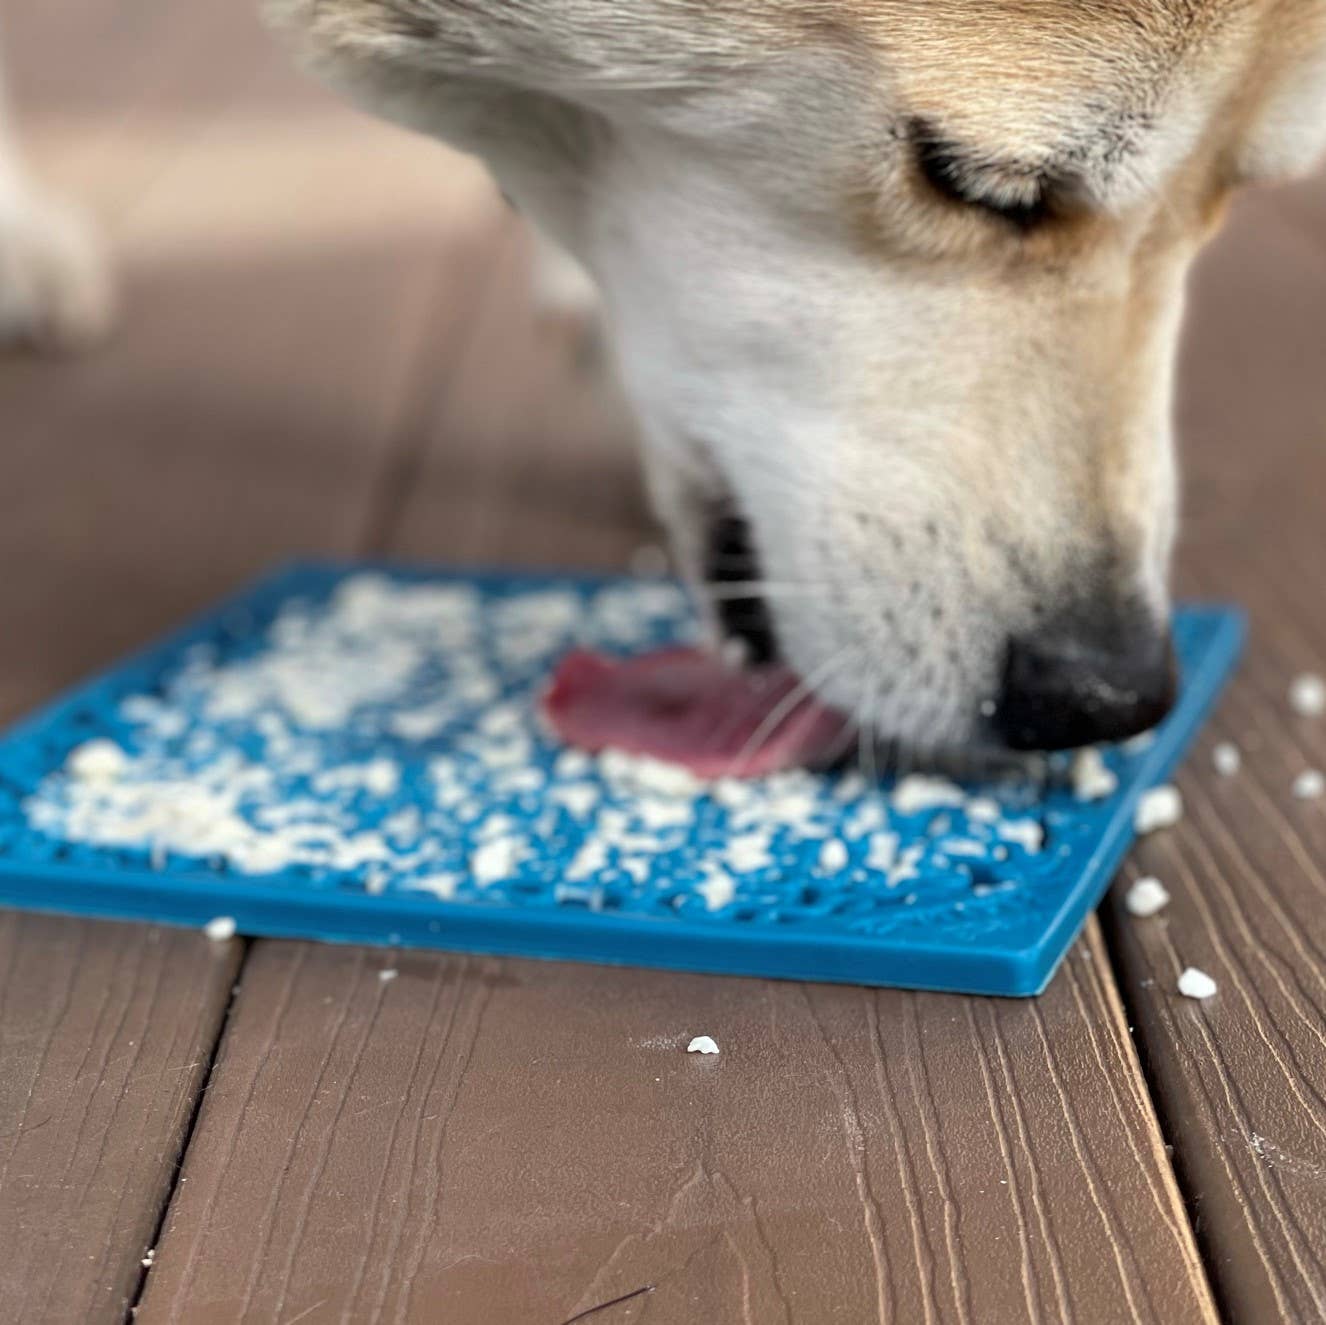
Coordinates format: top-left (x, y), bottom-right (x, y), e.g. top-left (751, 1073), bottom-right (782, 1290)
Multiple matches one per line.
top-left (527, 227), bottom-right (607, 375)
top-left (530, 228), bottom-right (599, 323)
top-left (0, 193), bottom-right (114, 353)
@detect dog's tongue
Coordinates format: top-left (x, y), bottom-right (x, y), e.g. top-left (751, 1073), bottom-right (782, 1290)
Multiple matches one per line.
top-left (541, 647), bottom-right (850, 778)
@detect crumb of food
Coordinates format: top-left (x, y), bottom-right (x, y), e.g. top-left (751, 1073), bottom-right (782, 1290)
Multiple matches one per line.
top-left (1071, 747), bottom-right (1118, 802)
top-left (378, 968), bottom-right (398, 982)
top-left (598, 748), bottom-right (704, 799)
top-left (818, 839), bottom-right (849, 873)
top-left (1125, 876), bottom-right (1170, 918)
top-left (998, 819), bottom-right (1044, 854)
top-left (66, 739), bottom-right (130, 783)
top-left (1293, 769), bottom-right (1324, 800)
top-left (891, 775), bottom-right (966, 815)
top-left (140, 1248), bottom-right (155, 1268)
top-left (363, 759), bottom-right (400, 797)
top-left (721, 831), bottom-right (772, 872)
top-left (1289, 673), bottom-right (1325, 716)
top-left (410, 874), bottom-right (458, 901)
top-left (1135, 785), bottom-right (1183, 835)
top-left (203, 915), bottom-right (237, 942)
top-left (470, 836), bottom-right (523, 887)
top-left (866, 832), bottom-right (899, 872)
top-left (697, 867), bottom-right (736, 911)
top-left (1178, 967), bottom-right (1217, 1000)
top-left (687, 1035), bottom-right (720, 1055)
top-left (1122, 730), bottom-right (1157, 754)
top-left (1212, 742), bottom-right (1241, 777)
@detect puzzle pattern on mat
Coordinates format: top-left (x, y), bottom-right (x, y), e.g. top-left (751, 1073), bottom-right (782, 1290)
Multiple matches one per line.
top-left (0, 564), bottom-right (1244, 994)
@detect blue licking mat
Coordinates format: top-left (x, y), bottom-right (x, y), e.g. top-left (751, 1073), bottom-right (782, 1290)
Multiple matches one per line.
top-left (0, 562), bottom-right (1243, 995)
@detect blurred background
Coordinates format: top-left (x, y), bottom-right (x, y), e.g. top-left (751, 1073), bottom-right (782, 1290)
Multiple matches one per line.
top-left (0, 0), bottom-right (649, 719)
top-left (2, 0), bottom-right (1324, 727)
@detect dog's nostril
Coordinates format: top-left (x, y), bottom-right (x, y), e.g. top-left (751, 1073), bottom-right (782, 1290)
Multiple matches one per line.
top-left (993, 622), bottom-right (1177, 752)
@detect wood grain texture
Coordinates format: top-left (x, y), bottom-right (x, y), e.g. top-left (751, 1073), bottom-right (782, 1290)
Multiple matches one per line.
top-left (136, 923), bottom-right (1215, 1325)
top-left (0, 912), bottom-right (241, 1325)
top-left (1101, 182), bottom-right (1326, 1323)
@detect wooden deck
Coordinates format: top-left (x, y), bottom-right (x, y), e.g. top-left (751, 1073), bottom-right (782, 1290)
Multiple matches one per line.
top-left (2, 2), bottom-right (1324, 1321)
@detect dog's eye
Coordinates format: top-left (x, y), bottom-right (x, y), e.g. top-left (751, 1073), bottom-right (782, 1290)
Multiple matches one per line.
top-left (912, 130), bottom-right (1052, 231)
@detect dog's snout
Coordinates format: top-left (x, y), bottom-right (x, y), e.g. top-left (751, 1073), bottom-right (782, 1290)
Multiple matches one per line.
top-left (992, 612), bottom-right (1177, 752)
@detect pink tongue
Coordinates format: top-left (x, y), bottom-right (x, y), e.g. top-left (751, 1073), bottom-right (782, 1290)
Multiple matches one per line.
top-left (541, 647), bottom-right (851, 778)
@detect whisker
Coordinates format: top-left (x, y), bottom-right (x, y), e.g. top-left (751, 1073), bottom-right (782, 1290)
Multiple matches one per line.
top-left (727, 644), bottom-right (863, 775)
top-left (698, 580), bottom-right (837, 602)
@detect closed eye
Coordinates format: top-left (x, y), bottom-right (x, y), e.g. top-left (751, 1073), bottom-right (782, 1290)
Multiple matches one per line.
top-left (911, 123), bottom-right (1055, 231)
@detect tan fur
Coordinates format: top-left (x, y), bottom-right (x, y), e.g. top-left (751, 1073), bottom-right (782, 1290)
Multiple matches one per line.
top-left (268, 0), bottom-right (1326, 746)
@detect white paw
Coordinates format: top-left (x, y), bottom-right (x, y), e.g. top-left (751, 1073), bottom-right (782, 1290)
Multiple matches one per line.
top-left (0, 193), bottom-right (114, 352)
top-left (529, 226), bottom-right (598, 320)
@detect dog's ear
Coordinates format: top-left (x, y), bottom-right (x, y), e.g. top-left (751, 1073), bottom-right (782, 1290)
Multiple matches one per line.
top-left (1237, 20), bottom-right (1326, 183)
top-left (266, 0), bottom-right (748, 111)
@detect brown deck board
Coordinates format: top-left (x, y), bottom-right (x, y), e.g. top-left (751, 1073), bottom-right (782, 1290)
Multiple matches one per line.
top-left (1101, 184), bottom-right (1326, 1322)
top-left (0, 3), bottom-right (504, 1321)
top-left (0, 914), bottom-right (240, 1324)
top-left (136, 924), bottom-right (1215, 1325)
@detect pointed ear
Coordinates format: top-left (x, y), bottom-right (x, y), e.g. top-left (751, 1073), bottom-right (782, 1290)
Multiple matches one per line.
top-left (1237, 23), bottom-right (1326, 183)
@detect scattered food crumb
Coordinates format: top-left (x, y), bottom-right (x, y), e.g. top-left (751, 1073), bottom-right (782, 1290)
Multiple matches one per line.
top-left (470, 835), bottom-right (524, 887)
top-left (998, 819), bottom-right (1044, 854)
top-left (1125, 876), bottom-right (1170, 918)
top-left (1178, 967), bottom-right (1217, 1000)
top-left (203, 915), bottom-right (237, 942)
top-left (697, 868), bottom-right (736, 911)
top-left (818, 839), bottom-right (849, 873)
top-left (687, 1035), bottom-right (720, 1055)
top-left (378, 968), bottom-right (398, 982)
top-left (1135, 785), bottom-right (1183, 835)
top-left (1293, 769), bottom-right (1324, 800)
top-left (66, 739), bottom-right (130, 783)
top-left (1212, 742), bottom-right (1241, 777)
top-left (891, 774), bottom-right (966, 815)
top-left (1072, 747), bottom-right (1118, 802)
top-left (1289, 673), bottom-right (1326, 716)
top-left (140, 1248), bottom-right (155, 1268)
top-left (965, 797), bottom-right (1001, 823)
top-left (1122, 730), bottom-right (1157, 754)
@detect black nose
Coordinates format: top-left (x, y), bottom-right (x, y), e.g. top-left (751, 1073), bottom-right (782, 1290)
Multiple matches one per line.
top-left (993, 618), bottom-right (1177, 751)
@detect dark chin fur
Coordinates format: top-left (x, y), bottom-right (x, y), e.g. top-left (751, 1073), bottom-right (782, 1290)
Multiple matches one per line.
top-left (702, 507), bottom-right (780, 666)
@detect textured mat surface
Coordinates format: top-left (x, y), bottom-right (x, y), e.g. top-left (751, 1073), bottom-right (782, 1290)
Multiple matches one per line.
top-left (0, 563), bottom-right (1243, 994)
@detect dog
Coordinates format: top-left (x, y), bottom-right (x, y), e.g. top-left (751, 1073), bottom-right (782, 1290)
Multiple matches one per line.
top-left (8, 2), bottom-right (1325, 755)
